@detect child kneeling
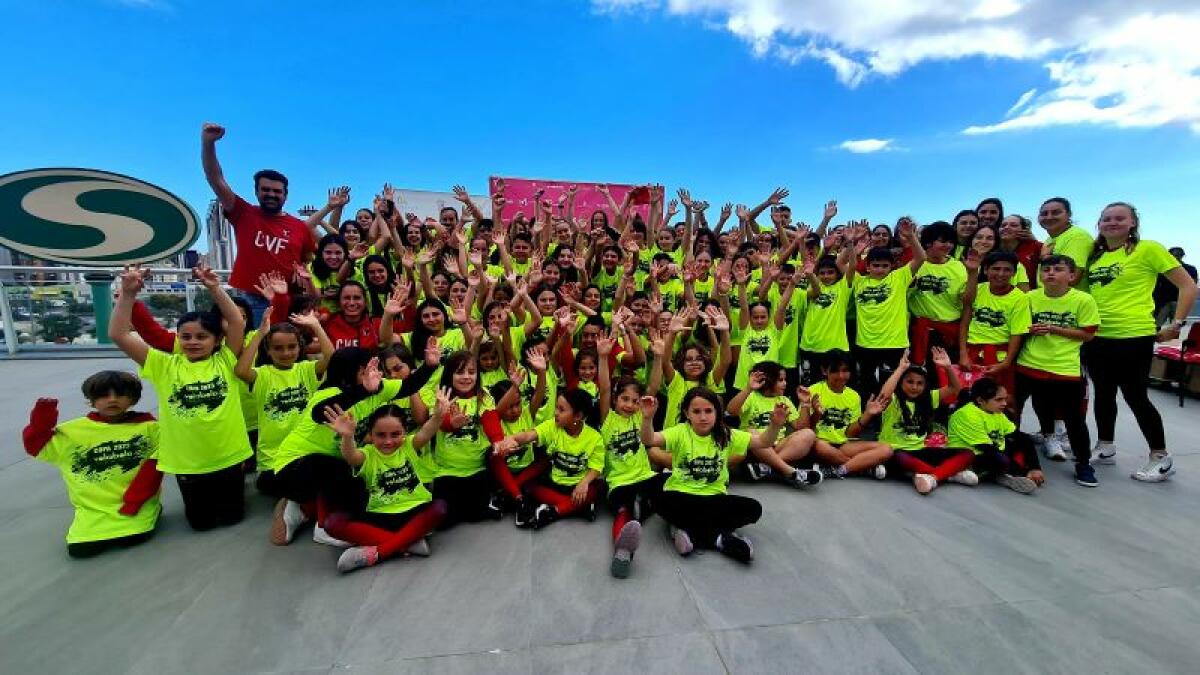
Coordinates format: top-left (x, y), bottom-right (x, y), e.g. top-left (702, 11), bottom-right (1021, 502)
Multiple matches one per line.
top-left (23, 372), bottom-right (163, 558)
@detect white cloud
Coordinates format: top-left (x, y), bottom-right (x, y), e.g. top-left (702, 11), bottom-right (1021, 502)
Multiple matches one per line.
top-left (592, 1), bottom-right (1200, 134)
top-left (838, 138), bottom-right (895, 153)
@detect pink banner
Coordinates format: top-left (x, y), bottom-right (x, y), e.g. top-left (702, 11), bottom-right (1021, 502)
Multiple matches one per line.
top-left (488, 176), bottom-right (652, 225)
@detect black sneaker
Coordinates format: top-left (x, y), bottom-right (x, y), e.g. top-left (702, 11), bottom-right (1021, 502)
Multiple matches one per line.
top-left (1075, 463), bottom-right (1099, 488)
top-left (490, 492), bottom-right (517, 514)
top-left (716, 531), bottom-right (754, 563)
top-left (531, 503), bottom-right (559, 530)
top-left (746, 462), bottom-right (773, 481)
top-left (514, 499), bottom-right (535, 528)
top-left (787, 467), bottom-right (823, 489)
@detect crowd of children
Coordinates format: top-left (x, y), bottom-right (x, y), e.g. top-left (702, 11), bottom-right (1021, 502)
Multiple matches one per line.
top-left (24, 183), bottom-right (1196, 579)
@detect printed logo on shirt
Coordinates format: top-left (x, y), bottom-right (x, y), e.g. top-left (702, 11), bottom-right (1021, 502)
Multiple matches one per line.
top-left (167, 375), bottom-right (228, 416)
top-left (375, 463), bottom-right (421, 500)
top-left (551, 450), bottom-right (587, 476)
top-left (263, 384), bottom-right (309, 421)
top-left (987, 428), bottom-right (1005, 447)
top-left (253, 229), bottom-right (290, 256)
top-left (820, 406), bottom-right (853, 430)
top-left (914, 275), bottom-right (951, 295)
top-left (784, 303), bottom-right (795, 323)
top-left (70, 435), bottom-right (151, 481)
top-left (448, 419), bottom-right (478, 441)
top-left (892, 415), bottom-right (926, 439)
top-left (681, 454), bottom-right (722, 483)
top-left (749, 410), bottom-right (774, 430)
top-left (694, 290), bottom-right (710, 305)
top-left (1088, 263), bottom-right (1123, 287)
top-left (746, 335), bottom-right (771, 356)
top-left (973, 307), bottom-right (1007, 328)
top-left (608, 427), bottom-right (641, 457)
top-left (814, 292), bottom-right (835, 308)
top-left (856, 285), bottom-right (892, 305)
top-left (1031, 310), bottom-right (1078, 329)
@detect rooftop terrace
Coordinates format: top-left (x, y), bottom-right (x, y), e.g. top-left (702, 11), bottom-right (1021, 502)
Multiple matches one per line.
top-left (2, 356), bottom-right (1199, 674)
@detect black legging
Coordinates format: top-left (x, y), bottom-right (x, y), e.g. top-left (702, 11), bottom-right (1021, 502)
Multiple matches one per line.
top-left (67, 531), bottom-right (154, 559)
top-left (272, 454), bottom-right (365, 514)
top-left (1085, 336), bottom-right (1166, 451)
top-left (175, 464), bottom-right (245, 531)
top-left (654, 490), bottom-right (761, 548)
top-left (969, 433), bottom-right (1042, 478)
top-left (606, 473), bottom-right (668, 518)
top-left (432, 471), bottom-right (495, 527)
top-left (853, 346), bottom-right (904, 397)
top-left (1014, 372), bottom-right (1092, 465)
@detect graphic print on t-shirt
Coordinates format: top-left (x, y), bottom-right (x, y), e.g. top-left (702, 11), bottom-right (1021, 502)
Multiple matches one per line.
top-left (746, 335), bottom-right (771, 356)
top-left (973, 307), bottom-right (1007, 327)
top-left (856, 285), bottom-right (891, 305)
top-left (375, 464), bottom-right (421, 499)
top-left (449, 418), bottom-right (478, 441)
top-left (1031, 309), bottom-right (1077, 328)
top-left (913, 275), bottom-right (950, 294)
top-left (263, 384), bottom-right (309, 421)
top-left (814, 291), bottom-right (836, 308)
top-left (551, 450), bottom-right (587, 475)
top-left (821, 407), bottom-right (853, 429)
top-left (70, 435), bottom-right (151, 481)
top-left (681, 454), bottom-right (722, 483)
top-left (167, 375), bottom-right (228, 416)
top-left (608, 427), bottom-right (640, 457)
top-left (1088, 263), bottom-right (1123, 287)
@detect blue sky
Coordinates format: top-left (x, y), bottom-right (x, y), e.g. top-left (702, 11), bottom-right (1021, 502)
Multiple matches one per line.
top-left (3, 0), bottom-right (1198, 256)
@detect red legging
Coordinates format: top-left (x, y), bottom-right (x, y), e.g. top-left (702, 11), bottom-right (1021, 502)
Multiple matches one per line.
top-left (323, 500), bottom-right (447, 561)
top-left (488, 454), bottom-right (549, 500)
top-left (911, 318), bottom-right (960, 365)
top-left (891, 448), bottom-right (976, 482)
top-left (527, 481), bottom-right (601, 517)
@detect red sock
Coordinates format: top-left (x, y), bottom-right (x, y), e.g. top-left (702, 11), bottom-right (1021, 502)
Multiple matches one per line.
top-left (931, 451), bottom-right (977, 482)
top-left (612, 508), bottom-right (631, 542)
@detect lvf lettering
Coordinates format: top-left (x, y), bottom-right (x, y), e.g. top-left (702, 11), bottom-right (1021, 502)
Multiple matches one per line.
top-left (254, 231), bottom-right (289, 255)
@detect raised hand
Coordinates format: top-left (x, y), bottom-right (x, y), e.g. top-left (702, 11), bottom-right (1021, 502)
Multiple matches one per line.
top-left (362, 357), bottom-right (383, 392)
top-left (770, 401), bottom-right (790, 427)
top-left (526, 346), bottom-right (548, 373)
top-left (433, 387), bottom-right (453, 417)
top-left (720, 202), bottom-right (733, 221)
top-left (193, 264), bottom-right (221, 289)
top-left (823, 200), bottom-right (838, 221)
top-left (676, 188), bottom-right (693, 207)
top-left (666, 199), bottom-right (679, 218)
top-left (639, 395), bottom-right (658, 416)
top-left (322, 405), bottom-right (356, 438)
top-left (706, 305), bottom-right (730, 331)
top-left (930, 347), bottom-right (951, 369)
top-left (451, 185), bottom-right (471, 204)
top-left (119, 265), bottom-right (148, 295)
top-left (349, 242), bottom-right (370, 260)
top-left (201, 122), bottom-right (225, 142)
top-left (288, 310), bottom-right (320, 329)
top-left (596, 331), bottom-right (616, 357)
top-left (327, 186), bottom-right (351, 208)
top-left (767, 187), bottom-right (789, 205)
top-left (448, 402), bottom-right (469, 429)
top-left (796, 385), bottom-right (812, 405)
top-left (865, 394), bottom-right (889, 417)
top-left (748, 371), bottom-right (766, 391)
top-left (736, 204), bottom-right (749, 221)
top-left (424, 336), bottom-right (441, 366)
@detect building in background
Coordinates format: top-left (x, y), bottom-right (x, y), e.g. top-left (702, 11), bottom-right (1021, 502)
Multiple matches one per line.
top-left (205, 199), bottom-right (235, 271)
top-left (394, 188), bottom-right (492, 222)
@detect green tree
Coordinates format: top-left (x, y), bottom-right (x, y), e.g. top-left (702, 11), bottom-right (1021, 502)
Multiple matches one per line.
top-left (38, 314), bottom-right (83, 343)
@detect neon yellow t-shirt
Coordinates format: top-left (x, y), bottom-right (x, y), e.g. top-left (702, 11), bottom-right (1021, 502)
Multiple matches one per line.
top-left (661, 423), bottom-right (750, 496)
top-left (800, 277), bottom-right (850, 353)
top-left (809, 381), bottom-right (861, 445)
top-left (501, 409), bottom-right (536, 471)
top-left (434, 394), bottom-right (495, 478)
top-left (738, 391), bottom-right (797, 443)
top-left (522, 367), bottom-right (559, 427)
top-left (734, 325), bottom-right (781, 389)
top-left (35, 416), bottom-right (160, 543)
top-left (909, 259), bottom-right (967, 322)
top-left (593, 267), bottom-right (623, 310)
top-left (269, 380), bottom-right (404, 473)
top-left (601, 410), bottom-right (656, 490)
top-left (355, 440), bottom-right (433, 515)
top-left (140, 346), bottom-right (252, 474)
top-left (1087, 240), bottom-right (1179, 339)
top-left (880, 390), bottom-right (941, 451)
top-left (768, 282), bottom-right (809, 368)
top-left (692, 276), bottom-right (716, 305)
top-left (535, 419), bottom-right (605, 486)
top-left (1016, 288), bottom-right (1099, 378)
top-left (251, 360), bottom-right (320, 470)
top-left (1046, 225), bottom-right (1093, 291)
top-left (967, 285), bottom-right (1031, 346)
top-left (853, 265), bottom-right (914, 349)
top-left (948, 402), bottom-right (1015, 454)
top-left (657, 278), bottom-right (685, 314)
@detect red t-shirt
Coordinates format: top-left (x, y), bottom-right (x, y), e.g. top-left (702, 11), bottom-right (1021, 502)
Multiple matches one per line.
top-left (323, 313), bottom-right (383, 351)
top-left (226, 196), bottom-right (316, 294)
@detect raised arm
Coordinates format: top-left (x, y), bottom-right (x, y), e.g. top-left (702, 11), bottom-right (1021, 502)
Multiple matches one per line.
top-left (236, 308), bottom-right (272, 385)
top-left (877, 350), bottom-right (910, 401)
top-left (596, 331), bottom-right (615, 424)
top-left (195, 265), bottom-right (245, 355)
top-left (638, 396), bottom-right (666, 448)
top-left (307, 186), bottom-right (348, 239)
top-left (200, 123), bottom-right (237, 212)
top-left (326, 407), bottom-right (366, 468)
top-left (745, 187), bottom-right (789, 231)
top-left (412, 388), bottom-right (451, 449)
top-left (109, 266), bottom-right (151, 366)
top-left (290, 311), bottom-right (335, 376)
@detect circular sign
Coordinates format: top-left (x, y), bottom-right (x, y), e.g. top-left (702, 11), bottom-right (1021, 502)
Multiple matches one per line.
top-left (0, 168), bottom-right (199, 266)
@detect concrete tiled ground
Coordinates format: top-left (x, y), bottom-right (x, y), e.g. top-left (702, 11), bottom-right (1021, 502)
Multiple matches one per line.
top-left (1, 357), bottom-right (1198, 674)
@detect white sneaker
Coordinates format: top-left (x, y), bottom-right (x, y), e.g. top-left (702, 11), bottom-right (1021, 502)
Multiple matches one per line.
top-left (872, 464), bottom-right (887, 480)
top-left (947, 470), bottom-right (979, 486)
top-left (313, 524), bottom-right (352, 548)
top-left (1132, 455), bottom-right (1175, 483)
top-left (1094, 442), bottom-right (1117, 465)
top-left (1041, 434), bottom-right (1066, 461)
top-left (913, 473), bottom-right (937, 495)
top-left (270, 499), bottom-right (309, 546)
top-left (406, 537), bottom-right (432, 557)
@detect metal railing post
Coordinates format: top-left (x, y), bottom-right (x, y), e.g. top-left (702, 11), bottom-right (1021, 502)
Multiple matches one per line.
top-left (0, 277), bottom-right (17, 355)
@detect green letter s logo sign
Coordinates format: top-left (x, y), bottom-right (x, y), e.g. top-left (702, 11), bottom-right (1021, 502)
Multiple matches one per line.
top-left (0, 168), bottom-right (199, 266)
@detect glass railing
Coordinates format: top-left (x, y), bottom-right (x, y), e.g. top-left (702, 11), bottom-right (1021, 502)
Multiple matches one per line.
top-left (0, 265), bottom-right (230, 355)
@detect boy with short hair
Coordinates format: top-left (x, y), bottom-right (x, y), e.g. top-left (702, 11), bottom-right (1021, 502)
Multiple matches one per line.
top-left (23, 371), bottom-right (163, 557)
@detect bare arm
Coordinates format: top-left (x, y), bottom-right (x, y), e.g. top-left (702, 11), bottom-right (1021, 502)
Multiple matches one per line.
top-left (200, 123), bottom-right (237, 212)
